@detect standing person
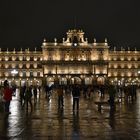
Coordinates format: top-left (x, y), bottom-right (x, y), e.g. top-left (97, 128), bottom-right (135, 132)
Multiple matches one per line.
top-left (3, 80), bottom-right (13, 114)
top-left (108, 85), bottom-right (116, 109)
top-left (72, 84), bottom-right (80, 111)
top-left (33, 85), bottom-right (38, 104)
top-left (45, 85), bottom-right (50, 99)
top-left (20, 84), bottom-right (26, 106)
top-left (57, 85), bottom-right (64, 109)
top-left (24, 85), bottom-right (33, 111)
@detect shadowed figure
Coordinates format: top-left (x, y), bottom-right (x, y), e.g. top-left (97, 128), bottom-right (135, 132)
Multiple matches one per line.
top-left (72, 84), bottom-right (80, 110)
top-left (57, 85), bottom-right (64, 109)
top-left (23, 85), bottom-right (33, 111)
top-left (108, 85), bottom-right (116, 110)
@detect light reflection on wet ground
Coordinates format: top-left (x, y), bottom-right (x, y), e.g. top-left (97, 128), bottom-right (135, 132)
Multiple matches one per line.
top-left (0, 88), bottom-right (140, 139)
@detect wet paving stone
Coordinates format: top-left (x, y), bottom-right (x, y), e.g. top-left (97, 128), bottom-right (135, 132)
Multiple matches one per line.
top-left (0, 89), bottom-right (140, 139)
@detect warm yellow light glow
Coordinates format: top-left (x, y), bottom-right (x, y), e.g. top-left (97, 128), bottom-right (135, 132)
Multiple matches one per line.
top-left (134, 64), bottom-right (138, 68)
top-left (121, 73), bottom-right (124, 77)
top-left (5, 72), bottom-right (9, 77)
top-left (114, 72), bottom-right (117, 76)
top-left (12, 56), bottom-right (16, 61)
top-left (5, 64), bottom-right (9, 68)
top-left (19, 56), bottom-right (23, 61)
top-left (33, 63), bottom-right (37, 68)
top-left (128, 57), bottom-right (131, 61)
top-left (33, 71), bottom-right (37, 77)
top-left (121, 64), bottom-right (125, 68)
top-left (11, 64), bottom-right (16, 68)
top-left (19, 64), bottom-right (23, 68)
top-left (128, 64), bottom-right (132, 69)
top-left (113, 57), bottom-right (117, 61)
top-left (26, 63), bottom-right (30, 68)
top-left (127, 72), bottom-right (132, 77)
top-left (114, 64), bottom-right (118, 68)
top-left (34, 57), bottom-right (37, 61)
top-left (26, 56), bottom-right (30, 61)
top-left (5, 56), bottom-right (9, 61)
top-left (26, 71), bottom-right (30, 77)
top-left (120, 57), bottom-right (124, 61)
top-left (19, 72), bottom-right (23, 77)
top-left (40, 72), bottom-right (43, 77)
top-left (108, 72), bottom-right (111, 77)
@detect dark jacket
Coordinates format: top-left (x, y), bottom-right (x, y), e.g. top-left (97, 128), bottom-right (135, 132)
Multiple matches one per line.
top-left (72, 85), bottom-right (80, 98)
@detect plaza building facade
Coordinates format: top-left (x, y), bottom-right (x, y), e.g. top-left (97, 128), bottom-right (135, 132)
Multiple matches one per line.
top-left (0, 29), bottom-right (140, 87)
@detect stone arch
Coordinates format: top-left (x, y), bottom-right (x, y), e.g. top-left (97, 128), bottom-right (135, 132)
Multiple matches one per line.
top-left (59, 76), bottom-right (67, 85)
top-left (70, 76), bottom-right (82, 84)
top-left (97, 76), bottom-right (105, 85)
top-left (85, 77), bottom-right (92, 85)
top-left (46, 76), bottom-right (55, 86)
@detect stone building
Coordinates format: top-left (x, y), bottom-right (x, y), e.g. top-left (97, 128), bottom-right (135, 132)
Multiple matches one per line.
top-left (0, 29), bottom-right (139, 86)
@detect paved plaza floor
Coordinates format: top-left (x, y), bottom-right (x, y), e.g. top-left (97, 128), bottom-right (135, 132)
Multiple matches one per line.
top-left (0, 88), bottom-right (140, 140)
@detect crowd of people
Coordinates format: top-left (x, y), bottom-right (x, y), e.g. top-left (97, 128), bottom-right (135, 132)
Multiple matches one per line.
top-left (0, 79), bottom-right (139, 115)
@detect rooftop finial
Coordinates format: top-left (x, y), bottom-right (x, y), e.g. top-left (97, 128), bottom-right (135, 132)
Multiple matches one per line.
top-left (63, 38), bottom-right (65, 43)
top-left (114, 46), bottom-right (116, 51)
top-left (13, 48), bottom-right (15, 53)
top-left (43, 38), bottom-right (47, 46)
top-left (85, 38), bottom-right (88, 43)
top-left (54, 38), bottom-right (57, 46)
top-left (105, 38), bottom-right (107, 43)
top-left (54, 38), bottom-right (57, 43)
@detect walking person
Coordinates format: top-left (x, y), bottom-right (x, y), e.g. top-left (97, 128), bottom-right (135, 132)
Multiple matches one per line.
top-left (20, 84), bottom-right (26, 106)
top-left (72, 84), bottom-right (80, 111)
top-left (3, 80), bottom-right (13, 114)
top-left (45, 85), bottom-right (50, 99)
top-left (108, 84), bottom-right (116, 110)
top-left (23, 85), bottom-right (33, 111)
top-left (33, 85), bottom-right (38, 104)
top-left (57, 85), bottom-right (64, 109)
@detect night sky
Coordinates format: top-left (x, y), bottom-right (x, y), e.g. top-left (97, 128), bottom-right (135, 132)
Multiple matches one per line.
top-left (0, 0), bottom-right (140, 50)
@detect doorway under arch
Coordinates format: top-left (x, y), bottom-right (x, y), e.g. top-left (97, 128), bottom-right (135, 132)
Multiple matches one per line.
top-left (70, 77), bottom-right (82, 84)
top-left (97, 76), bottom-right (105, 85)
top-left (46, 76), bottom-right (55, 87)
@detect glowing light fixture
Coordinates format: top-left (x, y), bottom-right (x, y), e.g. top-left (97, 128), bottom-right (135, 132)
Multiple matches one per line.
top-left (11, 69), bottom-right (18, 74)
